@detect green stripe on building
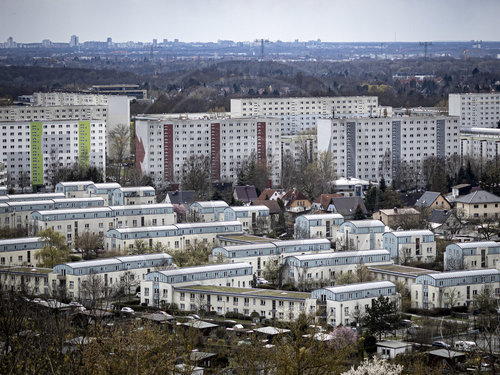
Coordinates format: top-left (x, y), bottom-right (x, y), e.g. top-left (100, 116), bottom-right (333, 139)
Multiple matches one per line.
top-left (78, 120), bottom-right (91, 167)
top-left (30, 122), bottom-right (44, 186)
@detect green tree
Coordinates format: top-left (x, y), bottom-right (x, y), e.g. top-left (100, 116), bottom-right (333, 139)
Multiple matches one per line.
top-left (353, 204), bottom-right (366, 220)
top-left (363, 295), bottom-right (400, 340)
top-left (35, 228), bottom-right (70, 267)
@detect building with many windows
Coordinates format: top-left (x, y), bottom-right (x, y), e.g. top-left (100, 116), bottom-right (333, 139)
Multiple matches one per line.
top-left (411, 269), bottom-right (500, 309)
top-left (337, 220), bottom-right (386, 250)
top-left (135, 115), bottom-right (282, 186)
top-left (0, 237), bottom-right (44, 267)
top-left (449, 93), bottom-right (500, 128)
top-left (460, 127), bottom-right (500, 162)
top-left (317, 115), bottom-right (460, 183)
top-left (444, 241), bottom-right (500, 271)
top-left (294, 213), bottom-right (344, 240)
top-left (382, 230), bottom-right (436, 264)
top-left (223, 205), bottom-right (270, 234)
top-left (0, 105), bottom-right (107, 190)
top-left (189, 201), bottom-right (229, 222)
top-left (311, 281), bottom-right (400, 327)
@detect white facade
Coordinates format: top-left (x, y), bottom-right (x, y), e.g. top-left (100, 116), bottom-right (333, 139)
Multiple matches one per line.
top-left (230, 96), bottom-right (380, 135)
top-left (223, 205), bottom-right (270, 234)
top-left (449, 93), bottom-right (500, 128)
top-left (135, 116), bottom-right (282, 186)
top-left (317, 116), bottom-right (460, 183)
top-left (140, 263), bottom-right (254, 307)
top-left (0, 105), bottom-right (107, 190)
top-left (281, 134), bottom-right (317, 165)
top-left (382, 230), bottom-right (436, 264)
top-left (460, 127), bottom-right (500, 161)
top-left (311, 281), bottom-right (400, 327)
top-left (0, 237), bottom-right (44, 267)
top-left (444, 241), bottom-right (500, 271)
top-left (337, 220), bottom-right (387, 250)
top-left (411, 269), bottom-right (500, 309)
top-left (295, 213), bottom-right (344, 240)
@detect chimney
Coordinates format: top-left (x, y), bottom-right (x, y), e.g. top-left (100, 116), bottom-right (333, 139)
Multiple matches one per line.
top-left (394, 207), bottom-right (398, 214)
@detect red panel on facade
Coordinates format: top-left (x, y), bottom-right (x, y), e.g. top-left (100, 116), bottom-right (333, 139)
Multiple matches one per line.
top-left (257, 121), bottom-right (266, 161)
top-left (163, 124), bottom-right (174, 181)
top-left (210, 123), bottom-right (221, 180)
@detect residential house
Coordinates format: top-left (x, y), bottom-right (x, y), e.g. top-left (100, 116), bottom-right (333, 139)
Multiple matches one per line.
top-left (85, 183), bottom-right (122, 205)
top-left (0, 237), bottom-right (44, 267)
top-left (337, 220), bottom-right (386, 250)
top-left (257, 188), bottom-right (285, 201)
top-left (327, 197), bottom-right (367, 219)
top-left (428, 209), bottom-right (463, 237)
top-left (233, 185), bottom-right (258, 204)
top-left (55, 181), bottom-right (95, 198)
top-left (332, 177), bottom-right (373, 197)
top-left (311, 194), bottom-right (343, 212)
top-left (282, 189), bottom-right (312, 213)
top-left (373, 207), bottom-right (421, 229)
top-left (311, 281), bottom-right (400, 327)
top-left (382, 230), bottom-right (436, 264)
top-left (111, 186), bottom-right (156, 206)
top-left (165, 190), bottom-right (196, 205)
top-left (294, 213), bottom-right (344, 240)
top-left (251, 200), bottom-right (282, 227)
top-left (454, 190), bottom-right (500, 220)
top-left (411, 269), bottom-right (500, 309)
top-left (377, 341), bottom-right (413, 359)
top-left (415, 191), bottom-right (451, 212)
top-left (368, 264), bottom-right (440, 293)
top-left (444, 241), bottom-right (500, 270)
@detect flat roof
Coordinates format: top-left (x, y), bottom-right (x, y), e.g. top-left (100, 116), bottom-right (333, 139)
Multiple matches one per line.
top-left (377, 340), bottom-right (413, 349)
top-left (451, 241), bottom-right (499, 249)
top-left (385, 230), bottom-right (434, 237)
top-left (273, 239), bottom-right (331, 246)
top-left (290, 249), bottom-right (389, 260)
top-left (300, 214), bottom-right (344, 220)
top-left (62, 253), bottom-right (170, 269)
top-left (0, 266), bottom-right (52, 274)
top-left (89, 183), bottom-right (121, 189)
top-left (0, 237), bottom-right (42, 245)
top-left (427, 269), bottom-right (499, 280)
top-left (57, 181), bottom-right (94, 187)
top-left (109, 203), bottom-right (173, 210)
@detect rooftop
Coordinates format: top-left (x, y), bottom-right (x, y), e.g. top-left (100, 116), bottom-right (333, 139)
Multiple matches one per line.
top-left (301, 213), bottom-right (344, 220)
top-left (227, 205), bottom-right (269, 212)
top-left (192, 200), bottom-right (229, 208)
top-left (368, 264), bottom-right (440, 277)
top-left (57, 181), bottom-right (94, 187)
top-left (415, 191), bottom-right (442, 207)
top-left (118, 186), bottom-right (155, 192)
top-left (0, 266), bottom-right (52, 274)
top-left (176, 284), bottom-right (310, 299)
top-left (385, 230), bottom-right (434, 237)
top-left (454, 190), bottom-right (500, 204)
top-left (427, 268), bottom-right (499, 280)
top-left (378, 208), bottom-right (420, 216)
top-left (0, 237), bottom-right (42, 245)
top-left (346, 219), bottom-right (385, 228)
top-left (289, 249), bottom-right (389, 261)
top-left (158, 262), bottom-right (252, 276)
top-left (451, 241), bottom-right (499, 249)
top-left (322, 281), bottom-right (395, 294)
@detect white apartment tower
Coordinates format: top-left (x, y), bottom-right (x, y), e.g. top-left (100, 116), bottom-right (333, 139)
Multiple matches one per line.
top-left (135, 115), bottom-right (282, 186)
top-left (230, 96), bottom-right (383, 135)
top-left (317, 115), bottom-right (460, 183)
top-left (460, 127), bottom-right (500, 162)
top-left (449, 93), bottom-right (500, 128)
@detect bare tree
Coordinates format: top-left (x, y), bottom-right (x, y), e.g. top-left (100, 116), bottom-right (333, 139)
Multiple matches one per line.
top-left (75, 232), bottom-right (103, 259)
top-left (108, 124), bottom-right (130, 184)
top-left (181, 154), bottom-right (212, 200)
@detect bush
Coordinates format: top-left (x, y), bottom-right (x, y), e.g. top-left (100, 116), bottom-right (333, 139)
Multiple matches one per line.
top-left (406, 307), bottom-right (452, 317)
top-left (224, 311), bottom-right (247, 320)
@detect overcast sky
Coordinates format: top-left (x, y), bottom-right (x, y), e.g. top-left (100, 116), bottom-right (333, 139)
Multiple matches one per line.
top-left (1, 0), bottom-right (499, 43)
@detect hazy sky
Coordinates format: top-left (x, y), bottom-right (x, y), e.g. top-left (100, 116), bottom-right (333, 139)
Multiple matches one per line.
top-left (1, 0), bottom-right (499, 43)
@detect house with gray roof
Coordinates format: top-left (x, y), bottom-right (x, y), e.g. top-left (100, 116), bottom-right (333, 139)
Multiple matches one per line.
top-left (454, 190), bottom-right (500, 220)
top-left (415, 191), bottom-right (451, 211)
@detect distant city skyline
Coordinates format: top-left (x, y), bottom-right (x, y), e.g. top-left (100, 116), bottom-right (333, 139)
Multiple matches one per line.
top-left (1, 0), bottom-right (499, 43)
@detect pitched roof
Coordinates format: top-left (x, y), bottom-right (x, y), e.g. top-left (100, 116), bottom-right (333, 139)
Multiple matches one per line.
top-left (233, 185), bottom-right (258, 202)
top-left (251, 200), bottom-right (281, 214)
top-left (415, 191), bottom-right (442, 207)
top-left (322, 281), bottom-right (395, 294)
top-left (454, 190), bottom-right (500, 204)
top-left (378, 208), bottom-right (420, 216)
top-left (258, 188), bottom-right (277, 200)
top-left (167, 190), bottom-right (196, 205)
top-left (428, 209), bottom-right (452, 224)
top-left (329, 196), bottom-right (367, 216)
top-left (282, 189), bottom-right (310, 206)
top-left (314, 194), bottom-right (343, 210)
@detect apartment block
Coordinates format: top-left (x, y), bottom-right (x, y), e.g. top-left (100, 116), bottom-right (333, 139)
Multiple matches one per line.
top-left (223, 205), bottom-right (270, 234)
top-left (444, 241), bottom-right (500, 271)
top-left (449, 93), bottom-right (500, 128)
top-left (460, 127), bottom-right (500, 161)
top-left (0, 105), bottom-right (107, 190)
top-left (337, 220), bottom-right (386, 250)
top-left (212, 238), bottom-right (331, 277)
top-left (170, 285), bottom-right (315, 321)
top-left (382, 230), bottom-right (436, 264)
top-left (317, 115), bottom-right (460, 183)
top-left (368, 264), bottom-right (440, 293)
top-left (311, 281), bottom-right (400, 327)
top-left (135, 116), bottom-right (282, 186)
top-left (140, 263), bottom-right (253, 307)
top-left (0, 237), bottom-right (44, 267)
top-left (295, 213), bottom-right (344, 240)
top-left (282, 250), bottom-right (393, 289)
top-left (230, 96), bottom-right (380, 135)
top-left (189, 201), bottom-right (229, 222)
top-left (411, 269), bottom-right (500, 309)
top-left (105, 221), bottom-right (243, 252)
top-left (52, 253), bottom-right (172, 299)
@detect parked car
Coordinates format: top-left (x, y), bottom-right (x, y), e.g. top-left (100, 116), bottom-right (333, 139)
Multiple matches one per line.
top-left (454, 341), bottom-right (476, 351)
top-left (187, 314), bottom-right (201, 320)
top-left (135, 292), bottom-right (141, 298)
top-left (401, 319), bottom-right (412, 328)
top-left (121, 307), bottom-right (135, 314)
top-left (257, 277), bottom-right (269, 285)
top-left (432, 341), bottom-right (451, 349)
top-left (157, 311), bottom-right (173, 318)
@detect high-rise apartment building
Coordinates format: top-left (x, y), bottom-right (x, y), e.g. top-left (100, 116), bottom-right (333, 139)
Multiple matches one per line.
top-left (449, 93), bottom-right (500, 128)
top-left (230, 96), bottom-right (388, 135)
top-left (460, 127), bottom-right (500, 161)
top-left (135, 115), bottom-right (282, 186)
top-left (317, 116), bottom-right (460, 183)
top-left (0, 106), bottom-right (106, 190)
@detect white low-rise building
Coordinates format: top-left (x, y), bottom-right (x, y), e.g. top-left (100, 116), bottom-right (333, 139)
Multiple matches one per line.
top-left (337, 220), bottom-right (386, 250)
top-left (52, 253), bottom-right (173, 299)
top-left (411, 269), bottom-right (500, 309)
top-left (311, 281), bottom-right (400, 327)
top-left (223, 205), bottom-right (270, 234)
top-left (0, 237), bottom-right (44, 267)
top-left (106, 221), bottom-right (243, 252)
top-left (295, 213), bottom-right (344, 240)
top-left (190, 201), bottom-right (229, 222)
top-left (382, 230), bottom-right (436, 264)
top-left (444, 241), bottom-right (500, 271)
top-left (282, 250), bottom-right (393, 289)
top-left (212, 238), bottom-right (331, 277)
top-left (140, 263), bottom-right (253, 307)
